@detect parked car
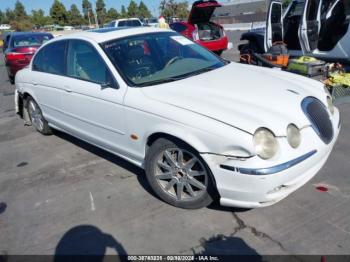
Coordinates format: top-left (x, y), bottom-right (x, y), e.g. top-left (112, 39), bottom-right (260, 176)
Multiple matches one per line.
top-left (3, 32), bottom-right (53, 84)
top-left (144, 17), bottom-right (159, 27)
top-left (107, 18), bottom-right (143, 28)
top-left (170, 0), bottom-right (229, 55)
top-left (0, 24), bottom-right (11, 30)
top-left (240, 0), bottom-right (350, 63)
top-left (15, 27), bottom-right (340, 209)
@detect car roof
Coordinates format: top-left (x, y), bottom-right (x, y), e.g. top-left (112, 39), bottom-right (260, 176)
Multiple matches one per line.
top-left (53, 26), bottom-right (172, 43)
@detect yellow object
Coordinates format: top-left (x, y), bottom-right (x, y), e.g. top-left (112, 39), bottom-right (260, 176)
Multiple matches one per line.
top-left (295, 56), bottom-right (318, 63)
top-left (325, 72), bottom-right (350, 88)
top-left (158, 22), bottom-right (169, 29)
top-left (0, 39), bottom-right (3, 47)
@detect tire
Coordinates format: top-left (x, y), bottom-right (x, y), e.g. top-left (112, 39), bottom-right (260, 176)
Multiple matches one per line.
top-left (8, 75), bottom-right (14, 84)
top-left (27, 97), bottom-right (52, 135)
top-left (145, 138), bottom-right (217, 209)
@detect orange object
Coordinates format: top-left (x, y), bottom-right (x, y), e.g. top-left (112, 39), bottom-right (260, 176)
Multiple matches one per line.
top-left (262, 54), bottom-right (289, 67)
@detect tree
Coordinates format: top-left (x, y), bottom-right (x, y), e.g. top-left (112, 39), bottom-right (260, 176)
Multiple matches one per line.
top-left (31, 9), bottom-right (48, 27)
top-left (50, 0), bottom-right (67, 26)
top-left (0, 10), bottom-right (4, 24)
top-left (160, 0), bottom-right (189, 20)
top-left (5, 8), bottom-right (16, 23)
top-left (14, 0), bottom-right (27, 20)
top-left (127, 0), bottom-right (139, 18)
top-left (95, 0), bottom-right (106, 25)
top-left (82, 0), bottom-right (92, 24)
top-left (67, 4), bottom-right (83, 26)
top-left (282, 0), bottom-right (292, 8)
top-left (138, 1), bottom-right (152, 19)
top-left (120, 5), bottom-right (127, 18)
top-left (106, 8), bottom-right (119, 22)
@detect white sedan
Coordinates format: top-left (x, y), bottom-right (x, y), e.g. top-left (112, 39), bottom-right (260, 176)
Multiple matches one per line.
top-left (15, 27), bottom-right (340, 209)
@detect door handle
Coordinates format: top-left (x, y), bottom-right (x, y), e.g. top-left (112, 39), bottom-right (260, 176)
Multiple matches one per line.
top-left (33, 82), bottom-right (38, 86)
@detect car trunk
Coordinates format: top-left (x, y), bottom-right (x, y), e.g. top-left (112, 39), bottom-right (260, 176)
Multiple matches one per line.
top-left (197, 22), bottom-right (223, 41)
top-left (189, 0), bottom-right (224, 41)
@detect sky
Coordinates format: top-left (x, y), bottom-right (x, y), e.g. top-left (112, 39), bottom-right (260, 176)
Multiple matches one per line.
top-left (0, 0), bottom-right (197, 17)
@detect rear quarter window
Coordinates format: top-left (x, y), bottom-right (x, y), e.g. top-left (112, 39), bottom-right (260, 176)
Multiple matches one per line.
top-left (32, 40), bottom-right (67, 75)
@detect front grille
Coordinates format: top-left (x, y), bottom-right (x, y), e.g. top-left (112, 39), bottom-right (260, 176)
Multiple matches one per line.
top-left (301, 97), bottom-right (333, 144)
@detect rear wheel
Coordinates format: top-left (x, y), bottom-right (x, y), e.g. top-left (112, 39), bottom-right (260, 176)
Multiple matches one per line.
top-left (27, 97), bottom-right (52, 135)
top-left (145, 138), bottom-right (216, 209)
top-left (8, 75), bottom-right (14, 84)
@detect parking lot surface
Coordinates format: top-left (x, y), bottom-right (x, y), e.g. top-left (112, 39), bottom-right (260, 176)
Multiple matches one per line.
top-left (0, 36), bottom-right (350, 256)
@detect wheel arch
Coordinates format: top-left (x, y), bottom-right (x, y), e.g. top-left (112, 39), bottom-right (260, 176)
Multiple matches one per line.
top-left (145, 131), bottom-right (209, 157)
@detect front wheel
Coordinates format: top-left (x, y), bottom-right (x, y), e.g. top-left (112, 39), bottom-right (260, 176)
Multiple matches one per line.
top-left (27, 97), bottom-right (52, 135)
top-left (145, 138), bottom-right (217, 209)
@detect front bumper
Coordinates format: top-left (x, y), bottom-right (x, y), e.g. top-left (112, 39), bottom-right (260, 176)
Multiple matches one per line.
top-left (202, 110), bottom-right (341, 208)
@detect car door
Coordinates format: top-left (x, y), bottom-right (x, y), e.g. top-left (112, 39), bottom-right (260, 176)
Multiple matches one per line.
top-left (265, 1), bottom-right (284, 50)
top-left (299, 0), bottom-right (322, 53)
top-left (30, 40), bottom-right (68, 126)
top-left (60, 39), bottom-right (127, 154)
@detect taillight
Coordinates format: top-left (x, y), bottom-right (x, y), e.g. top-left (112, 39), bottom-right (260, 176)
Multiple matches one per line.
top-left (192, 28), bottom-right (199, 41)
top-left (6, 53), bottom-right (26, 61)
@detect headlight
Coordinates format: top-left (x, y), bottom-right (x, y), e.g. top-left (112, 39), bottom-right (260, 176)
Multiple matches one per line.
top-left (253, 128), bottom-right (278, 159)
top-left (287, 124), bottom-right (301, 148)
top-left (326, 96), bottom-right (334, 115)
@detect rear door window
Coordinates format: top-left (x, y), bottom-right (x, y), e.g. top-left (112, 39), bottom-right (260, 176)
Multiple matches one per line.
top-left (32, 40), bottom-right (67, 75)
top-left (66, 40), bottom-right (112, 85)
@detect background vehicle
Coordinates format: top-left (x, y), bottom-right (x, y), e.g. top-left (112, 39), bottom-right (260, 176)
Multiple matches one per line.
top-left (240, 0), bottom-right (350, 63)
top-left (3, 32), bottom-right (53, 84)
top-left (170, 0), bottom-right (228, 55)
top-left (0, 24), bottom-right (11, 30)
top-left (107, 18), bottom-right (143, 28)
top-left (144, 17), bottom-right (159, 27)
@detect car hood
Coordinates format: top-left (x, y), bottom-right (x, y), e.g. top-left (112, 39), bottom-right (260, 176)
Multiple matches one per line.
top-left (141, 63), bottom-right (327, 136)
top-left (188, 0), bottom-right (221, 24)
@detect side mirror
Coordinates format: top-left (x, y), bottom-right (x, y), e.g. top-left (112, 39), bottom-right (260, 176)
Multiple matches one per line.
top-left (100, 79), bottom-right (119, 90)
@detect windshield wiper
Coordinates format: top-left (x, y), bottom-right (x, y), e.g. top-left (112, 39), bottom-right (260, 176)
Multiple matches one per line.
top-left (136, 67), bottom-right (218, 87)
top-left (136, 76), bottom-right (185, 87)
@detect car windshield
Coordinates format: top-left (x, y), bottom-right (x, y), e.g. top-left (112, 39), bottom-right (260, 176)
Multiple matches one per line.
top-left (101, 32), bottom-right (227, 87)
top-left (12, 34), bottom-right (52, 48)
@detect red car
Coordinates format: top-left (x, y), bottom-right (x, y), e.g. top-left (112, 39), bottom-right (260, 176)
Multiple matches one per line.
top-left (170, 0), bottom-right (228, 55)
top-left (3, 32), bottom-right (53, 84)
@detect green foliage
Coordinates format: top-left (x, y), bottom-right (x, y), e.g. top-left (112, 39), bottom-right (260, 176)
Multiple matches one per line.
top-left (106, 8), bottom-right (119, 22)
top-left (31, 9), bottom-right (51, 27)
top-left (127, 0), bottom-right (139, 18)
top-left (283, 0), bottom-right (292, 9)
top-left (160, 0), bottom-right (189, 20)
top-left (50, 0), bottom-right (67, 26)
top-left (67, 4), bottom-right (83, 26)
top-left (5, 8), bottom-right (16, 22)
top-left (0, 10), bottom-right (4, 24)
top-left (121, 5), bottom-right (127, 18)
top-left (138, 1), bottom-right (152, 19)
top-left (96, 0), bottom-right (106, 25)
top-left (82, 0), bottom-right (92, 24)
top-left (14, 0), bottom-right (27, 20)
top-left (10, 20), bottom-right (32, 31)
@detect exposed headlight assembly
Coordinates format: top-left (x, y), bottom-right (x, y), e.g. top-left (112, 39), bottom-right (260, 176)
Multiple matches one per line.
top-left (253, 128), bottom-right (278, 159)
top-left (287, 124), bottom-right (301, 148)
top-left (326, 96), bottom-right (334, 115)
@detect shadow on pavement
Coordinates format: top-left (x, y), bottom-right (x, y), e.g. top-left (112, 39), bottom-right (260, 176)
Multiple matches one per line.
top-left (54, 225), bottom-right (127, 262)
top-left (195, 234), bottom-right (262, 258)
top-left (53, 130), bottom-right (161, 201)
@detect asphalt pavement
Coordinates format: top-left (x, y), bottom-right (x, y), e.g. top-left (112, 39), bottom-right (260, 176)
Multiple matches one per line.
top-left (0, 35), bottom-right (350, 257)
